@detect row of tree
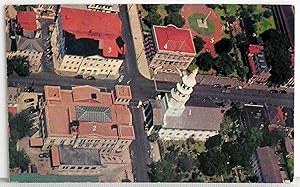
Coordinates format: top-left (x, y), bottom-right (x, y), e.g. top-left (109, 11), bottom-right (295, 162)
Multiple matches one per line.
top-left (8, 111), bottom-right (34, 172)
top-left (143, 4), bottom-right (185, 29)
top-left (7, 56), bottom-right (30, 77)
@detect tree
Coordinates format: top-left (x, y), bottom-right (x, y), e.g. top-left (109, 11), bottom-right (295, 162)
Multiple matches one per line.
top-left (240, 10), bottom-right (251, 19)
top-left (213, 53), bottom-right (236, 76)
top-left (205, 134), bottom-right (222, 149)
top-left (165, 4), bottom-right (183, 14)
top-left (206, 4), bottom-right (218, 9)
top-left (164, 13), bottom-right (185, 28)
top-left (198, 147), bottom-right (229, 176)
top-left (9, 111), bottom-right (34, 141)
top-left (263, 10), bottom-right (272, 18)
top-left (195, 52), bottom-right (214, 71)
top-left (261, 130), bottom-right (287, 147)
top-left (226, 15), bottom-right (236, 24)
top-left (177, 153), bottom-right (194, 173)
top-left (142, 4), bottom-right (158, 12)
top-left (7, 56), bottom-right (30, 77)
top-left (236, 65), bottom-right (248, 80)
top-left (9, 140), bottom-right (30, 171)
top-left (149, 160), bottom-right (177, 182)
top-left (144, 11), bottom-right (162, 28)
top-left (193, 36), bottom-right (206, 53)
top-left (247, 5), bottom-right (257, 13)
top-left (214, 38), bottom-right (233, 54)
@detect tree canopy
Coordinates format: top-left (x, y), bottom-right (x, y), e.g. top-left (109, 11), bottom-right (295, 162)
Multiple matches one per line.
top-left (7, 56), bottom-right (30, 77)
top-left (149, 160), bottom-right (177, 182)
top-left (9, 111), bottom-right (34, 141)
top-left (142, 4), bottom-right (158, 12)
top-left (193, 36), bottom-right (206, 53)
top-left (9, 140), bottom-right (30, 171)
top-left (165, 4), bottom-right (183, 14)
top-left (144, 11), bottom-right (162, 28)
top-left (260, 29), bottom-right (292, 85)
top-left (214, 38), bottom-right (233, 55)
top-left (195, 52), bottom-right (214, 71)
top-left (198, 147), bottom-right (229, 176)
top-left (205, 134), bottom-right (223, 150)
top-left (164, 13), bottom-right (185, 28)
top-left (213, 53), bottom-right (236, 76)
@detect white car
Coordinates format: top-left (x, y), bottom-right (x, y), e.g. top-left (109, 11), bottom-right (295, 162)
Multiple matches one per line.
top-left (118, 75), bottom-right (124, 83)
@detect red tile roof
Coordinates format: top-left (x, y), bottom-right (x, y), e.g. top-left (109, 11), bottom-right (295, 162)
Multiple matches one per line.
top-left (50, 146), bottom-right (60, 167)
top-left (17, 11), bottom-right (37, 31)
top-left (29, 137), bottom-right (44, 147)
top-left (78, 122), bottom-right (119, 138)
top-left (60, 7), bottom-right (122, 58)
top-left (248, 44), bottom-right (265, 76)
top-left (153, 25), bottom-right (196, 54)
top-left (8, 107), bottom-right (17, 116)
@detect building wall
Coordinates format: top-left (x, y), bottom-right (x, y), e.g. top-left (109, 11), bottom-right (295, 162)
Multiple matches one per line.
top-left (149, 51), bottom-right (194, 72)
top-left (7, 50), bottom-right (43, 73)
top-left (158, 128), bottom-right (218, 141)
top-left (112, 90), bottom-right (131, 105)
top-left (57, 164), bottom-right (103, 172)
top-left (55, 14), bottom-right (65, 60)
top-left (87, 4), bottom-right (119, 13)
top-left (56, 55), bottom-right (123, 76)
top-left (42, 136), bottom-right (75, 150)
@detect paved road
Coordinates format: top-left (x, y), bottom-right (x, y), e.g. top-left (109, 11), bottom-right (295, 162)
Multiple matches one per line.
top-left (129, 107), bottom-right (151, 182)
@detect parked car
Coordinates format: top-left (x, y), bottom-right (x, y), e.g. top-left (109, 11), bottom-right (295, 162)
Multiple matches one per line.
top-left (224, 84), bottom-right (232, 89)
top-left (213, 84), bottom-right (221, 88)
top-left (24, 98), bottom-right (34, 103)
top-left (39, 153), bottom-right (50, 158)
top-left (235, 86), bottom-right (243, 90)
top-left (74, 75), bottom-right (83, 79)
top-left (279, 90), bottom-right (287, 94)
top-left (46, 48), bottom-right (51, 52)
top-left (24, 87), bottom-right (34, 92)
top-left (86, 76), bottom-right (95, 80)
top-left (118, 75), bottom-right (124, 83)
top-left (270, 90), bottom-right (278, 94)
top-left (222, 89), bottom-right (231, 94)
top-left (46, 54), bottom-right (52, 58)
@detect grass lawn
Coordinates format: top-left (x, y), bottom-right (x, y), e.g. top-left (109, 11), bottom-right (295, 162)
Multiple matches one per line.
top-left (10, 174), bottom-right (99, 183)
top-left (229, 69), bottom-right (239, 79)
top-left (287, 158), bottom-right (294, 178)
top-left (141, 21), bottom-right (151, 32)
top-left (224, 4), bottom-right (241, 16)
top-left (255, 16), bottom-right (276, 35)
top-left (213, 7), bottom-right (230, 39)
top-left (188, 13), bottom-right (216, 36)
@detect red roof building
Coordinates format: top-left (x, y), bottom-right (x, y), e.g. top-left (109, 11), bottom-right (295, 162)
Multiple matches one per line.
top-left (153, 25), bottom-right (196, 54)
top-left (41, 85), bottom-right (134, 155)
top-left (8, 106), bottom-right (17, 116)
top-left (144, 25), bottom-right (196, 73)
top-left (17, 11), bottom-right (37, 31)
top-left (60, 7), bottom-right (123, 58)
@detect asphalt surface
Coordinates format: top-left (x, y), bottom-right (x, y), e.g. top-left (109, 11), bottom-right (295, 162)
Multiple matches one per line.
top-left (6, 5), bottom-right (294, 182)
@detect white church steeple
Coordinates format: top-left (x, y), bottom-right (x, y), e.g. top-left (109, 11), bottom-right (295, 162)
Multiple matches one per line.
top-left (163, 68), bottom-right (198, 117)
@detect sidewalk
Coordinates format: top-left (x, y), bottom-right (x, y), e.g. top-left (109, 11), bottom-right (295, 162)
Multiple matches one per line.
top-left (127, 4), bottom-right (151, 80)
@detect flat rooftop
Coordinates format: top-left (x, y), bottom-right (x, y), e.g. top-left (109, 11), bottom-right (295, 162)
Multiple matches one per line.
top-left (59, 145), bottom-right (101, 166)
top-left (243, 104), bottom-right (269, 128)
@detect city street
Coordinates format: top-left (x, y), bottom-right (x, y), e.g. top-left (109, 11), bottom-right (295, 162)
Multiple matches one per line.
top-left (129, 107), bottom-right (151, 182)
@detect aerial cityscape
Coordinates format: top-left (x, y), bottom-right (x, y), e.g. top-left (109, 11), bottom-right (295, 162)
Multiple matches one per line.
top-left (6, 4), bottom-right (294, 183)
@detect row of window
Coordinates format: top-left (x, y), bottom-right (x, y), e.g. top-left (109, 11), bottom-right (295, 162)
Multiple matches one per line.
top-left (160, 132), bottom-right (211, 137)
top-left (62, 166), bottom-right (97, 170)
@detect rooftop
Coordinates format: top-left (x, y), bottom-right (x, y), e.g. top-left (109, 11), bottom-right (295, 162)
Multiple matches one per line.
top-left (16, 36), bottom-right (44, 52)
top-left (8, 107), bottom-right (17, 116)
top-left (267, 105), bottom-right (286, 127)
top-left (248, 45), bottom-right (268, 76)
top-left (153, 25), bottom-right (196, 54)
top-left (44, 85), bottom-right (134, 139)
top-left (115, 85), bottom-right (132, 99)
top-left (165, 106), bottom-right (222, 131)
top-left (17, 11), bottom-right (37, 31)
top-left (255, 147), bottom-right (283, 183)
top-left (243, 104), bottom-right (269, 129)
top-left (60, 7), bottom-right (122, 58)
top-left (58, 145), bottom-right (101, 166)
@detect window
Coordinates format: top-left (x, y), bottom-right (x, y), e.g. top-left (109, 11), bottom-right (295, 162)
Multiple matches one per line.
top-left (77, 167), bottom-right (83, 169)
top-left (70, 166), bottom-right (75, 169)
top-left (176, 133), bottom-right (180, 135)
top-left (91, 167), bottom-right (97, 170)
top-left (50, 139), bottom-right (55, 144)
top-left (184, 133), bottom-right (188, 136)
top-left (84, 167), bottom-right (89, 169)
top-left (64, 66), bottom-right (67, 69)
top-left (168, 133), bottom-right (172, 135)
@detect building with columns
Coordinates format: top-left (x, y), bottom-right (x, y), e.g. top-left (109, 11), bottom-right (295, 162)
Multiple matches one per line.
top-left (144, 68), bottom-right (223, 141)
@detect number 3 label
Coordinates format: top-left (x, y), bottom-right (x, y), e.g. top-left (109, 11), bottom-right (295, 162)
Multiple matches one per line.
top-left (108, 47), bottom-right (112, 53)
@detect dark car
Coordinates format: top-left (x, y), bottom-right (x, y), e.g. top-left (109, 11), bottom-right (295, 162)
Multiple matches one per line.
top-left (24, 87), bottom-right (34, 92)
top-left (86, 76), bottom-right (95, 80)
top-left (39, 153), bottom-right (50, 158)
top-left (279, 90), bottom-right (287, 94)
top-left (24, 98), bottom-right (34, 103)
top-left (224, 84), bottom-right (232, 89)
top-left (74, 75), bottom-right (83, 79)
top-left (270, 90), bottom-right (278, 94)
top-left (213, 84), bottom-right (221, 88)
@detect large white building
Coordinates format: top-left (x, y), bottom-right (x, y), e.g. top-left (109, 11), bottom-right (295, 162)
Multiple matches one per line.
top-left (144, 68), bottom-right (224, 141)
